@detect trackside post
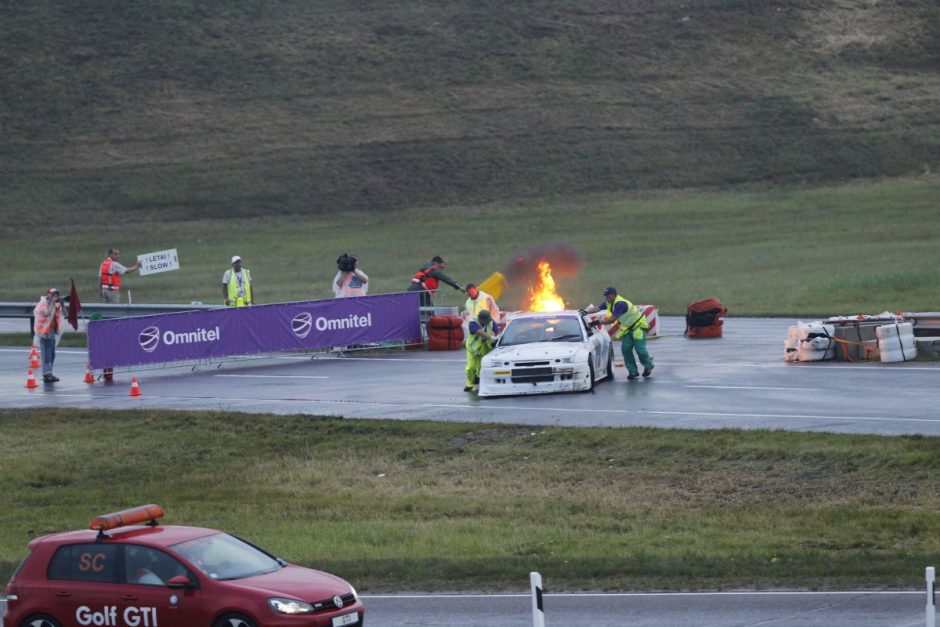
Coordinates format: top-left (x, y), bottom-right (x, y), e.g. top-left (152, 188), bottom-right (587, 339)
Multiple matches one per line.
top-left (530, 571), bottom-right (545, 627)
top-left (928, 566), bottom-right (936, 627)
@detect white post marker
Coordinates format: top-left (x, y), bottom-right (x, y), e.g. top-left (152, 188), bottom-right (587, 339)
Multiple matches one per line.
top-left (928, 566), bottom-right (936, 627)
top-left (530, 571), bottom-right (545, 627)
top-left (137, 248), bottom-right (180, 276)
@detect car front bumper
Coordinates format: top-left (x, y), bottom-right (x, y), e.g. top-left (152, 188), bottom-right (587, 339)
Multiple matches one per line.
top-left (478, 361), bottom-right (592, 397)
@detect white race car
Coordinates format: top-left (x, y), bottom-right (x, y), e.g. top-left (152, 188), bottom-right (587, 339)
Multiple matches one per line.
top-left (478, 310), bottom-right (613, 397)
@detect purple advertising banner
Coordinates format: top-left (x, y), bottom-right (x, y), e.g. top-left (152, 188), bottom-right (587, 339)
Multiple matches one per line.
top-left (87, 292), bottom-right (422, 369)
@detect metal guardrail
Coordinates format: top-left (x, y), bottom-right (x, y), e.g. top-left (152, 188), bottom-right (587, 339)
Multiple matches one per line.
top-left (0, 301), bottom-right (220, 320)
top-left (906, 312), bottom-right (940, 336)
top-left (0, 301), bottom-right (222, 334)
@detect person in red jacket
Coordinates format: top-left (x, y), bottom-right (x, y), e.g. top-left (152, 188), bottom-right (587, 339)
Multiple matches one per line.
top-left (408, 256), bottom-right (464, 307)
top-left (99, 247), bottom-right (140, 303)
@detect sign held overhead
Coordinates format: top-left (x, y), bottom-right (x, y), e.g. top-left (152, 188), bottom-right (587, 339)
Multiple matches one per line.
top-left (137, 249), bottom-right (180, 276)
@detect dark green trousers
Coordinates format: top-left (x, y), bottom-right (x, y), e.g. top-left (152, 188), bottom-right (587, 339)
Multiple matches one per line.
top-left (621, 330), bottom-right (653, 375)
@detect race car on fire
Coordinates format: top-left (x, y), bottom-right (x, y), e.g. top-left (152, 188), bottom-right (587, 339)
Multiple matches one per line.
top-left (478, 310), bottom-right (613, 397)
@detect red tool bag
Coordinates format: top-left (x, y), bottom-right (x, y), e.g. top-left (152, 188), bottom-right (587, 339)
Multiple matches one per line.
top-left (685, 298), bottom-right (728, 338)
top-left (427, 315), bottom-right (465, 350)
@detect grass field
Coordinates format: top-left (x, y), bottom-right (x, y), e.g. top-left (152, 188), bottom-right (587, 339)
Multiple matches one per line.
top-left (2, 2), bottom-right (938, 221)
top-left (4, 177), bottom-right (940, 316)
top-left (3, 409), bottom-right (940, 591)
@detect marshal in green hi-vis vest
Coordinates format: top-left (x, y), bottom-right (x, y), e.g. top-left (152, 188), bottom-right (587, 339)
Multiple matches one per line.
top-left (466, 320), bottom-right (497, 356)
top-left (606, 294), bottom-right (648, 340)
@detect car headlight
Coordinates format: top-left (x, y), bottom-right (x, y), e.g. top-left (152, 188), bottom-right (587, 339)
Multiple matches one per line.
top-left (558, 356), bottom-right (574, 364)
top-left (349, 585), bottom-right (358, 601)
top-left (268, 598), bottom-right (315, 614)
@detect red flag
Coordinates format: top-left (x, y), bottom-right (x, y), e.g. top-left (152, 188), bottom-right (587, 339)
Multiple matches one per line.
top-left (67, 278), bottom-right (82, 331)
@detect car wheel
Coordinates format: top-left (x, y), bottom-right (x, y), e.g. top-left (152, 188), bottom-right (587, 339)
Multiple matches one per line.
top-left (584, 357), bottom-right (595, 392)
top-left (604, 349), bottom-right (614, 381)
top-left (212, 614), bottom-right (258, 627)
top-left (22, 616), bottom-right (62, 627)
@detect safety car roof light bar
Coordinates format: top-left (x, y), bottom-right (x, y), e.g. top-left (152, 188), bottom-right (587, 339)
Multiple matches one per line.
top-left (89, 504), bottom-right (165, 538)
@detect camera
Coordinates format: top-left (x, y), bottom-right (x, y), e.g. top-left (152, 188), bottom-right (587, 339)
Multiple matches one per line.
top-left (336, 253), bottom-right (357, 273)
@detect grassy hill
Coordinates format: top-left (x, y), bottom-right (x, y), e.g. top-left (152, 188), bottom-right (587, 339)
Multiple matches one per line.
top-left (2, 0), bottom-right (938, 226)
top-left (1, 1), bottom-right (938, 312)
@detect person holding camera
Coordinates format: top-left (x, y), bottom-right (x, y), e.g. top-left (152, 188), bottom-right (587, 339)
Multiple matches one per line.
top-left (332, 253), bottom-right (369, 298)
top-left (33, 288), bottom-right (66, 383)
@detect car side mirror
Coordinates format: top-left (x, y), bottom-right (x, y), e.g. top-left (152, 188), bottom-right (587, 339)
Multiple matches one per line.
top-left (166, 575), bottom-right (194, 589)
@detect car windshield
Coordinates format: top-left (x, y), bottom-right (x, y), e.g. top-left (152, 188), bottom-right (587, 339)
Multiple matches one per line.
top-left (499, 317), bottom-right (584, 346)
top-left (171, 533), bottom-right (282, 581)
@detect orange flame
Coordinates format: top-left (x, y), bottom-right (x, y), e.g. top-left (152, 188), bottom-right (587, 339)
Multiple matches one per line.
top-left (525, 261), bottom-right (566, 312)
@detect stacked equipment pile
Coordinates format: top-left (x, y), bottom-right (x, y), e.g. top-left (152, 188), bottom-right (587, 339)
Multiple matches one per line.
top-left (685, 298), bottom-right (727, 338)
top-left (427, 315), bottom-right (464, 351)
top-left (785, 313), bottom-right (921, 363)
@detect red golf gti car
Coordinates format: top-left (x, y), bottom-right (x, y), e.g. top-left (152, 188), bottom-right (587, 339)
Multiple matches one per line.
top-left (4, 504), bottom-right (364, 627)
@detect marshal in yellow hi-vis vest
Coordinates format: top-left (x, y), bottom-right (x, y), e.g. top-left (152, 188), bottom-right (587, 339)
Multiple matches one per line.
top-left (226, 269), bottom-right (252, 306)
top-left (606, 294), bottom-right (648, 340)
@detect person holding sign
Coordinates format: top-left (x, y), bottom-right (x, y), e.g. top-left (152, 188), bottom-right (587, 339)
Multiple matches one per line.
top-left (99, 247), bottom-right (140, 303)
top-left (222, 255), bottom-right (254, 307)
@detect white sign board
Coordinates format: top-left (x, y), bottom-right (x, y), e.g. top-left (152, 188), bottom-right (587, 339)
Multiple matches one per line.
top-left (138, 248), bottom-right (180, 276)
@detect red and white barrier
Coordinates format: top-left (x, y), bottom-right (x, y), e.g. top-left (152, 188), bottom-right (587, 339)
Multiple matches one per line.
top-left (639, 305), bottom-right (658, 338)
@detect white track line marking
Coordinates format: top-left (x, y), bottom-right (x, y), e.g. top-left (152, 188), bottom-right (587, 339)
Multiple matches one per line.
top-left (214, 374), bottom-right (329, 379)
top-left (337, 356), bottom-right (940, 371)
top-left (644, 409), bottom-right (940, 424)
top-left (361, 590), bottom-right (923, 599)
top-left (684, 385), bottom-right (823, 391)
top-left (10, 393), bottom-right (939, 425)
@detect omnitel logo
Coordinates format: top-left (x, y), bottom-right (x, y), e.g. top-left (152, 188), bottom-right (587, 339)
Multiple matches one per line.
top-left (291, 312), bottom-right (313, 338)
top-left (291, 312), bottom-right (373, 338)
top-left (138, 327), bottom-right (161, 353)
top-left (138, 326), bottom-right (221, 352)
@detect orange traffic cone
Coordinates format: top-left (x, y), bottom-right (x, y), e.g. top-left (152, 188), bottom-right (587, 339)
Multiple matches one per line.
top-left (29, 346), bottom-right (40, 368)
top-left (129, 377), bottom-right (142, 397)
top-left (25, 369), bottom-right (38, 389)
top-left (84, 364), bottom-right (95, 384)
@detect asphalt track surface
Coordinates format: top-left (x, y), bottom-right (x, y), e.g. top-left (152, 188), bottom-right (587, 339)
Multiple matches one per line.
top-left (3, 317), bottom-right (940, 625)
top-left (2, 317), bottom-right (939, 435)
top-left (0, 591), bottom-right (933, 627)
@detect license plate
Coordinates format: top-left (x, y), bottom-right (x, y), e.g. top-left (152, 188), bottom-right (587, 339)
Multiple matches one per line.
top-left (332, 612), bottom-right (358, 626)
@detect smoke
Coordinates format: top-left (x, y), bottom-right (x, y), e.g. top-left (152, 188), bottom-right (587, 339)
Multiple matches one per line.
top-left (503, 242), bottom-right (585, 285)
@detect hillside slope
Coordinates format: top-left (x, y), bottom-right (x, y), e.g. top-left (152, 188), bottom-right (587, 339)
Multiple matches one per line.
top-left (2, 0), bottom-right (938, 224)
